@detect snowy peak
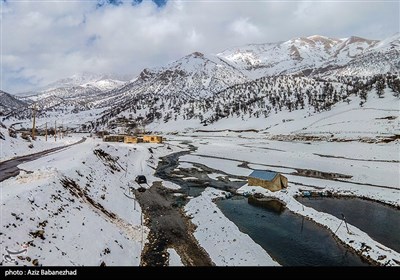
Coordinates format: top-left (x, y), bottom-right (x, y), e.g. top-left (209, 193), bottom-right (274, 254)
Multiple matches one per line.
top-left (370, 33), bottom-right (400, 52)
top-left (22, 73), bottom-right (128, 105)
top-left (292, 35), bottom-right (341, 52)
top-left (132, 51), bottom-right (248, 98)
top-left (81, 79), bottom-right (126, 92)
top-left (218, 34), bottom-right (398, 78)
top-left (44, 72), bottom-right (128, 91)
top-left (333, 36), bottom-right (378, 58)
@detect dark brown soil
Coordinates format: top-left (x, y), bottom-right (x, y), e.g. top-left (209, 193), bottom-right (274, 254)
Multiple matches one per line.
top-left (136, 181), bottom-right (214, 267)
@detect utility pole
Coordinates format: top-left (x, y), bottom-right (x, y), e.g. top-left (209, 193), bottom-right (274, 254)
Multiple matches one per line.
top-left (141, 212), bottom-right (143, 251)
top-left (55, 120), bottom-right (57, 142)
top-left (45, 122), bottom-right (47, 141)
top-left (31, 104), bottom-right (36, 140)
top-left (341, 213), bottom-right (351, 234)
top-left (61, 121), bottom-right (64, 139)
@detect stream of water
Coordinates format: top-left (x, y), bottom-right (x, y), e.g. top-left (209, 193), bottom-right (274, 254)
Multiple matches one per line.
top-left (155, 147), bottom-right (369, 266)
top-left (297, 197), bottom-right (400, 253)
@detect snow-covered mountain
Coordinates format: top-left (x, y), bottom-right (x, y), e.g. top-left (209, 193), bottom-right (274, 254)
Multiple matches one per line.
top-left (218, 34), bottom-right (399, 78)
top-left (105, 52), bottom-right (247, 103)
top-left (139, 52), bottom-right (247, 98)
top-left (93, 72), bottom-right (399, 133)
top-left (37, 72), bottom-right (129, 92)
top-left (0, 90), bottom-right (27, 116)
top-left (18, 72), bottom-right (127, 102)
top-left (3, 34), bottom-right (399, 133)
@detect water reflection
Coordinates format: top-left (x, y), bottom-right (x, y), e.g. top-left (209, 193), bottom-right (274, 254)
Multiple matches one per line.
top-left (298, 197), bottom-right (400, 253)
top-left (248, 196), bottom-right (285, 214)
top-left (217, 197), bottom-right (368, 266)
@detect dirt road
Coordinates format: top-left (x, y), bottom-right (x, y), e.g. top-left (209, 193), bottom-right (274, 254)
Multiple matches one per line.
top-left (136, 181), bottom-right (214, 266)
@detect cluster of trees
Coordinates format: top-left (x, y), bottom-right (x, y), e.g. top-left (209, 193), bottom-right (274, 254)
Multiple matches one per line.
top-left (95, 72), bottom-right (398, 130)
top-left (6, 71), bottom-right (397, 132)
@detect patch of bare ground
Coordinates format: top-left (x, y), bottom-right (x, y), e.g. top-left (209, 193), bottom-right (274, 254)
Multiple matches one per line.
top-left (93, 149), bottom-right (125, 172)
top-left (136, 181), bottom-right (214, 266)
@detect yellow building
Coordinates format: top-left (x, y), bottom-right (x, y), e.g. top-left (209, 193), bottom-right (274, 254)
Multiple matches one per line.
top-left (248, 170), bottom-right (288, 192)
top-left (142, 135), bottom-right (163, 144)
top-left (124, 136), bottom-right (139, 144)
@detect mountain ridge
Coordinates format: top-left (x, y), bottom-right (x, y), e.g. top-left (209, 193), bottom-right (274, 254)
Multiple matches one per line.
top-left (1, 34), bottom-right (398, 132)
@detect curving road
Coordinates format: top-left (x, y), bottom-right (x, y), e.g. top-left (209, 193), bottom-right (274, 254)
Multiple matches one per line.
top-left (0, 137), bottom-right (86, 182)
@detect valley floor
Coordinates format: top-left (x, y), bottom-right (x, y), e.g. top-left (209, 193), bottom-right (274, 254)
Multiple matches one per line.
top-left (0, 93), bottom-right (399, 266)
top-left (0, 131), bottom-right (399, 266)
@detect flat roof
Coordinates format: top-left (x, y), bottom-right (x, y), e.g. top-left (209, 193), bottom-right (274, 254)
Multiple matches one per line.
top-left (249, 170), bottom-right (278, 181)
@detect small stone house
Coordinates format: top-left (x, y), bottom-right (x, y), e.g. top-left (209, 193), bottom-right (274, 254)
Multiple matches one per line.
top-left (248, 170), bottom-right (288, 192)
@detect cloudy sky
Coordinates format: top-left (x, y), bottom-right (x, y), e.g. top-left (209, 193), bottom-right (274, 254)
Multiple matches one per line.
top-left (1, 0), bottom-right (399, 93)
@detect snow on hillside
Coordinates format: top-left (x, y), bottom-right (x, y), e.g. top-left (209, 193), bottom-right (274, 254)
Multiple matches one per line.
top-left (0, 91), bottom-right (27, 115)
top-left (1, 136), bottom-right (284, 266)
top-left (34, 72), bottom-right (128, 93)
top-left (217, 34), bottom-right (398, 78)
top-left (93, 51), bottom-right (248, 111)
top-left (82, 79), bottom-right (126, 92)
top-left (147, 86), bottom-right (399, 138)
top-left (0, 138), bottom-right (181, 266)
top-left (142, 51), bottom-right (248, 98)
top-left (0, 124), bottom-right (84, 162)
top-left (4, 34), bottom-right (398, 135)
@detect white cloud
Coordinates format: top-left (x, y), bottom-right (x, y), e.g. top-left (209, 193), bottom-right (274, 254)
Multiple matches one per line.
top-left (1, 0), bottom-right (398, 93)
top-left (230, 17), bottom-right (261, 38)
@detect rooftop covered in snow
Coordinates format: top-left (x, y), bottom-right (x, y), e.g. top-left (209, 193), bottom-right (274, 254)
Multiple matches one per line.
top-left (248, 170), bottom-right (278, 181)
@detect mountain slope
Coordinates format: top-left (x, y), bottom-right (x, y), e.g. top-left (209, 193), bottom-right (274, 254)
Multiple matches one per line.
top-left (217, 34), bottom-right (398, 78)
top-left (92, 51), bottom-right (248, 110)
top-left (0, 90), bottom-right (27, 116)
top-left (3, 34), bottom-right (399, 134)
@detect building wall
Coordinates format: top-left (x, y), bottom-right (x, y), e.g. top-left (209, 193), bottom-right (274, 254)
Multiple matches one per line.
top-left (143, 135), bottom-right (163, 143)
top-left (248, 177), bottom-right (281, 192)
top-left (280, 175), bottom-right (288, 188)
top-left (124, 136), bottom-right (138, 144)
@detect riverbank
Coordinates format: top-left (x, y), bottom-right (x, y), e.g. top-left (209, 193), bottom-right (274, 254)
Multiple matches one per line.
top-left (160, 134), bottom-right (399, 266)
